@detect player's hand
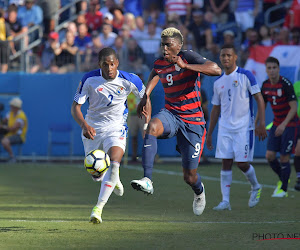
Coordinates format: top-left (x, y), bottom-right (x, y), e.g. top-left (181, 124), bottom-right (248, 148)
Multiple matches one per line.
top-left (171, 55), bottom-right (186, 69)
top-left (82, 123), bottom-right (96, 140)
top-left (206, 134), bottom-right (213, 150)
top-left (255, 124), bottom-right (268, 141)
top-left (137, 95), bottom-right (147, 118)
top-left (275, 123), bottom-right (285, 137)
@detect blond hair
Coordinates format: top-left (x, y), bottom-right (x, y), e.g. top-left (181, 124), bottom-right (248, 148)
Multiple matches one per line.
top-left (161, 27), bottom-right (183, 45)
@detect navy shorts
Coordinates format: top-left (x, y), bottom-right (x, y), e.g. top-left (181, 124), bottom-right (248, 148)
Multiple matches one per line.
top-left (267, 125), bottom-right (297, 155)
top-left (153, 109), bottom-right (206, 170)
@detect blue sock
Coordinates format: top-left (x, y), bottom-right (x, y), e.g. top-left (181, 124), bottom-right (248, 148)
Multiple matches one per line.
top-left (191, 173), bottom-right (203, 195)
top-left (142, 134), bottom-right (157, 180)
top-left (280, 162), bottom-right (291, 192)
top-left (269, 159), bottom-right (281, 180)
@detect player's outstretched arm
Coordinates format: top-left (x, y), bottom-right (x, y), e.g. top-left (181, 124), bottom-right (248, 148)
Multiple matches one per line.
top-left (206, 105), bottom-right (221, 150)
top-left (253, 93), bottom-right (267, 141)
top-left (137, 69), bottom-right (159, 118)
top-left (71, 101), bottom-right (96, 140)
top-left (174, 56), bottom-right (222, 76)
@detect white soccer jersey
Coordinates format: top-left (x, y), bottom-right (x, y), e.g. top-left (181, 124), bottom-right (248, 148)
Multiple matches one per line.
top-left (74, 69), bottom-right (145, 132)
top-left (211, 66), bottom-right (260, 131)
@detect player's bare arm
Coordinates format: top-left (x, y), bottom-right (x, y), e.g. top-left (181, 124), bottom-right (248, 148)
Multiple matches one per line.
top-left (172, 56), bottom-right (222, 76)
top-left (137, 69), bottom-right (159, 118)
top-left (275, 100), bottom-right (297, 137)
top-left (206, 105), bottom-right (221, 150)
top-left (71, 101), bottom-right (96, 140)
top-left (253, 92), bottom-right (267, 141)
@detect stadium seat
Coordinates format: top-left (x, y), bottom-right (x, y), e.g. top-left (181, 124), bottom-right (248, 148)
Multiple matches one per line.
top-left (47, 123), bottom-right (73, 159)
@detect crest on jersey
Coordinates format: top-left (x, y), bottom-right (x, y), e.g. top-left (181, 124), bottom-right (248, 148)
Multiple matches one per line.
top-left (116, 86), bottom-right (125, 95)
top-left (175, 64), bottom-right (181, 71)
top-left (232, 80), bottom-right (239, 87)
top-left (277, 89), bottom-right (282, 97)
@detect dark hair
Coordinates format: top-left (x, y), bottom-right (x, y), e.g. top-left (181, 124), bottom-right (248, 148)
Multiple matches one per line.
top-left (220, 44), bottom-right (237, 54)
top-left (98, 47), bottom-right (117, 62)
top-left (265, 56), bottom-right (279, 66)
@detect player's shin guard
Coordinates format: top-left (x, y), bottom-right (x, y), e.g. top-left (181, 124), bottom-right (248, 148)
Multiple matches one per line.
top-left (280, 162), bottom-right (291, 192)
top-left (243, 165), bottom-right (260, 190)
top-left (142, 134), bottom-right (157, 180)
top-left (269, 159), bottom-right (281, 179)
top-left (221, 170), bottom-right (232, 203)
top-left (191, 173), bottom-right (203, 195)
top-left (96, 161), bottom-right (120, 209)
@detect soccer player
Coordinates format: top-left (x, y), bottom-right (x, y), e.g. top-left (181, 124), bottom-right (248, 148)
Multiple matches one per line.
top-left (71, 47), bottom-right (146, 223)
top-left (259, 57), bottom-right (298, 197)
top-left (130, 27), bottom-right (222, 216)
top-left (206, 44), bottom-right (267, 210)
top-left (293, 80), bottom-right (300, 191)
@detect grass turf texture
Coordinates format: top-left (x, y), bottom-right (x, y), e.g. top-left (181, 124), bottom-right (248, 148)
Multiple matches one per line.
top-left (0, 162), bottom-right (299, 249)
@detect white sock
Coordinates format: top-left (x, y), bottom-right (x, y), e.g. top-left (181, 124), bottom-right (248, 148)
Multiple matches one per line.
top-left (221, 170), bottom-right (232, 203)
top-left (243, 164), bottom-right (260, 190)
top-left (96, 161), bottom-right (120, 209)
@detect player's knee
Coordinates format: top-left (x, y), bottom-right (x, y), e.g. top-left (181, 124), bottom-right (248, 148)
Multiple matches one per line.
top-left (183, 173), bottom-right (196, 185)
top-left (265, 151), bottom-right (275, 162)
top-left (147, 121), bottom-right (161, 137)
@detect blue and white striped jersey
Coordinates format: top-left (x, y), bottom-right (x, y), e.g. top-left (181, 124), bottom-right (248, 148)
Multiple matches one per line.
top-left (211, 66), bottom-right (260, 131)
top-left (74, 69), bottom-right (145, 131)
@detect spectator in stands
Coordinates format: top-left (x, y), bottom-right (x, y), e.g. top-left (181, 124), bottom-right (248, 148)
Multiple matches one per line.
top-left (99, 23), bottom-right (117, 47)
top-left (59, 21), bottom-right (78, 43)
top-left (131, 16), bottom-right (146, 42)
top-left (223, 30), bottom-right (235, 46)
top-left (17, 0), bottom-right (43, 28)
top-left (284, 0), bottom-right (300, 30)
top-left (234, 0), bottom-right (259, 32)
top-left (0, 8), bottom-right (14, 73)
top-left (120, 24), bottom-right (132, 44)
top-left (124, 37), bottom-right (148, 73)
top-left (275, 27), bottom-right (290, 45)
top-left (138, 22), bottom-right (160, 68)
top-left (112, 35), bottom-right (126, 69)
top-left (100, 0), bottom-right (116, 16)
top-left (165, 0), bottom-right (192, 25)
top-left (111, 6), bottom-right (125, 33)
top-left (85, 0), bottom-right (103, 33)
top-left (0, 97), bottom-right (28, 163)
top-left (290, 27), bottom-right (300, 45)
top-left (209, 0), bottom-right (230, 24)
top-left (259, 25), bottom-right (272, 46)
top-left (53, 31), bottom-right (78, 73)
top-left (124, 13), bottom-right (136, 32)
top-left (188, 10), bottom-right (213, 53)
top-left (74, 23), bottom-right (92, 56)
top-left (36, 0), bottom-right (60, 36)
top-left (41, 31), bottom-right (60, 72)
top-left (84, 30), bottom-right (103, 71)
top-left (123, 0), bottom-right (143, 17)
top-left (241, 28), bottom-right (260, 66)
top-left (145, 3), bottom-right (165, 29)
top-left (75, 13), bottom-right (87, 27)
top-left (6, 4), bottom-right (27, 50)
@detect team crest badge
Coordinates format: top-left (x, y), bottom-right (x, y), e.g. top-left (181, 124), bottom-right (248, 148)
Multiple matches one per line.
top-left (175, 64), bottom-right (181, 71)
top-left (232, 80), bottom-right (239, 87)
top-left (116, 86), bottom-right (125, 95)
top-left (277, 89), bottom-right (282, 97)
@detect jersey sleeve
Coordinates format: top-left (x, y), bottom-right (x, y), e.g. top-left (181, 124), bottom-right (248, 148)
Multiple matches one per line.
top-left (244, 70), bottom-right (260, 95)
top-left (283, 78), bottom-right (297, 102)
top-left (181, 50), bottom-right (208, 64)
top-left (74, 75), bottom-right (89, 104)
top-left (211, 82), bottom-right (220, 105)
top-left (129, 73), bottom-right (145, 98)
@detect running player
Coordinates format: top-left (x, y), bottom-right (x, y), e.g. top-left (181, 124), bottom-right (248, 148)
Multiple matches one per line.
top-left (259, 56), bottom-right (298, 197)
top-left (130, 27), bottom-right (222, 216)
top-left (71, 47), bottom-right (146, 223)
top-left (207, 44), bottom-right (267, 210)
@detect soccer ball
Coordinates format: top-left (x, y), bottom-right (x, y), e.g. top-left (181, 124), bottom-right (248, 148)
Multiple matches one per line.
top-left (84, 149), bottom-right (110, 177)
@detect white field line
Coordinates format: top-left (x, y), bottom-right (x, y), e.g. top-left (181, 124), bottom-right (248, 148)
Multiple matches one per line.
top-left (8, 219), bottom-right (299, 224)
top-left (124, 165), bottom-right (297, 192)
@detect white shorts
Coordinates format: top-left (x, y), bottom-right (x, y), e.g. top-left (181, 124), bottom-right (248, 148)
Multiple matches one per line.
top-left (215, 128), bottom-right (254, 162)
top-left (82, 126), bottom-right (127, 156)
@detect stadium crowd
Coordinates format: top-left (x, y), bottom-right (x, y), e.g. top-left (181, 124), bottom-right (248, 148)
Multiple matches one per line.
top-left (0, 0), bottom-right (299, 74)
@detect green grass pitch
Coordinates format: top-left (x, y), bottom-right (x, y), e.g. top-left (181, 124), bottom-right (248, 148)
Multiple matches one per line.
top-left (0, 162), bottom-right (299, 249)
